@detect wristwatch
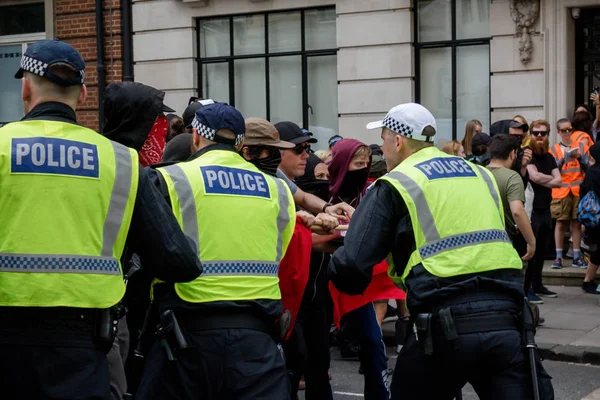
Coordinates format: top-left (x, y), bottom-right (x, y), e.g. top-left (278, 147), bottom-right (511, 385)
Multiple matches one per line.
top-left (322, 202), bottom-right (334, 213)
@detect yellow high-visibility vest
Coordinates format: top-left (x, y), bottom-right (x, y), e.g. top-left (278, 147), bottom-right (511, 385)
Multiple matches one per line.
top-left (157, 149), bottom-right (295, 303)
top-left (379, 147), bottom-right (522, 288)
top-left (0, 120), bottom-right (139, 308)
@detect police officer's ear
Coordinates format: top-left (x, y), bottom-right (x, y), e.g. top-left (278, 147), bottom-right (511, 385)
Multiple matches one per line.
top-left (77, 84), bottom-right (88, 106)
top-left (191, 128), bottom-right (201, 151)
top-left (235, 137), bottom-right (244, 152)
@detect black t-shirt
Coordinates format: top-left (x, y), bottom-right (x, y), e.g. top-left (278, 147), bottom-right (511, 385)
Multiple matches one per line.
top-left (530, 152), bottom-right (558, 210)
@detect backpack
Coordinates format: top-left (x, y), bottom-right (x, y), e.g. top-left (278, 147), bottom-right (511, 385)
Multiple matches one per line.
top-left (578, 189), bottom-right (600, 228)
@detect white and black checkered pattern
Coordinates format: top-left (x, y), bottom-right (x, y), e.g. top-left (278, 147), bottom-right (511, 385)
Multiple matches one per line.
top-left (383, 115), bottom-right (414, 138)
top-left (20, 55), bottom-right (48, 77)
top-left (20, 55), bottom-right (85, 84)
top-left (192, 116), bottom-right (244, 145)
top-left (192, 117), bottom-right (216, 141)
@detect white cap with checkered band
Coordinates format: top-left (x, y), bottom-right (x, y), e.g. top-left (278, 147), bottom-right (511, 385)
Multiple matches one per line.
top-left (366, 103), bottom-right (437, 142)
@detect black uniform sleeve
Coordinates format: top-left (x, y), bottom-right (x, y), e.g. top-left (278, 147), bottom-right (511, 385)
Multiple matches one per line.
top-left (329, 181), bottom-right (412, 295)
top-left (127, 166), bottom-right (202, 282)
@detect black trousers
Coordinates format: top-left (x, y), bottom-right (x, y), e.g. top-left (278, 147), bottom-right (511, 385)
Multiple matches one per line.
top-left (137, 328), bottom-right (289, 400)
top-left (284, 307), bottom-right (333, 400)
top-left (525, 208), bottom-right (553, 292)
top-left (0, 319), bottom-right (110, 400)
top-left (390, 298), bottom-right (554, 400)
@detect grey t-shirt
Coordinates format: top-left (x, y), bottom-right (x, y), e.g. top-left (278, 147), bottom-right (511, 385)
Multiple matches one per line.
top-left (276, 168), bottom-right (298, 194)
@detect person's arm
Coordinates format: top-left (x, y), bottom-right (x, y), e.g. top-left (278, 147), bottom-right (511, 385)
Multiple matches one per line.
top-left (329, 182), bottom-right (404, 295)
top-left (509, 200), bottom-right (536, 260)
top-left (293, 187), bottom-right (355, 220)
top-left (527, 164), bottom-right (561, 188)
top-left (128, 167), bottom-right (202, 282)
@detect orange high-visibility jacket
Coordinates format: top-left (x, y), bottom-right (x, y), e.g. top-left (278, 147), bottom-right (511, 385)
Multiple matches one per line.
top-left (549, 142), bottom-right (587, 198)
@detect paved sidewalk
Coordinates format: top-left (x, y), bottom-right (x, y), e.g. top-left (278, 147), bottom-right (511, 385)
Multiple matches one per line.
top-left (537, 285), bottom-right (600, 364)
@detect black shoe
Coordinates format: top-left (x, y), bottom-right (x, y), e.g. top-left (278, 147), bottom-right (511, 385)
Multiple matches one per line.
top-left (534, 286), bottom-right (558, 298)
top-left (582, 281), bottom-right (600, 294)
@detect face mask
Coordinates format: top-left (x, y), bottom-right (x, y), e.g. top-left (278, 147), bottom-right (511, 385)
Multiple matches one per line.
top-left (250, 151), bottom-right (282, 177)
top-left (139, 115), bottom-right (168, 167)
top-left (300, 180), bottom-right (330, 202)
top-left (338, 167), bottom-right (369, 198)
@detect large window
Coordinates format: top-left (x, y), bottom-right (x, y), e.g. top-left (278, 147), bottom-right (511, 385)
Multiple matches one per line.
top-left (415, 0), bottom-right (490, 144)
top-left (0, 2), bottom-right (46, 126)
top-left (197, 7), bottom-right (338, 148)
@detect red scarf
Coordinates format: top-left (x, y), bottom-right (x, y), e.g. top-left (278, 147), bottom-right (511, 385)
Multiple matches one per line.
top-left (139, 115), bottom-right (168, 167)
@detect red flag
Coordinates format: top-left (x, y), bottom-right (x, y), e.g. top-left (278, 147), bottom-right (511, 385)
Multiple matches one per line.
top-left (330, 260), bottom-right (406, 328)
top-left (278, 216), bottom-right (312, 340)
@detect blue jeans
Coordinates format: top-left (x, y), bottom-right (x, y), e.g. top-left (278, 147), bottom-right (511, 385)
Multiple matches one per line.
top-left (344, 303), bottom-right (390, 400)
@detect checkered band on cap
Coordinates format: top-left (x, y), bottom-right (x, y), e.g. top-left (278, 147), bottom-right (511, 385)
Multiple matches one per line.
top-left (19, 55), bottom-right (85, 84)
top-left (383, 115), bottom-right (414, 138)
top-left (20, 55), bottom-right (48, 78)
top-left (192, 117), bottom-right (217, 141)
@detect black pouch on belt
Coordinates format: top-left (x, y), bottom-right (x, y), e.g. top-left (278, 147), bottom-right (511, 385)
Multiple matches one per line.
top-left (415, 313), bottom-right (434, 355)
top-left (94, 308), bottom-right (117, 353)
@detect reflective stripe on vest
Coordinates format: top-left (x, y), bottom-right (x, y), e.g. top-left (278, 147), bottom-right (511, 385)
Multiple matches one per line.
top-left (201, 260), bottom-right (279, 276)
top-left (159, 164), bottom-right (291, 266)
top-left (161, 163), bottom-right (200, 255)
top-left (550, 142), bottom-right (585, 198)
top-left (387, 170), bottom-right (509, 259)
top-left (0, 253), bottom-right (120, 274)
top-left (0, 141), bottom-right (132, 276)
top-left (274, 178), bottom-right (290, 262)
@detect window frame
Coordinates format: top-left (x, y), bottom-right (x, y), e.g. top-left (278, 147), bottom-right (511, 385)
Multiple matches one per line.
top-left (196, 6), bottom-right (338, 129)
top-left (413, 0), bottom-right (491, 140)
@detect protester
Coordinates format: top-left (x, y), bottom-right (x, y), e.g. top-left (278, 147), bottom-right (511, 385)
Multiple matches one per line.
top-left (549, 118), bottom-right (589, 269)
top-left (368, 144), bottom-right (388, 184)
top-left (442, 140), bottom-right (466, 157)
top-left (329, 134), bottom-right (343, 149)
top-left (466, 132), bottom-right (492, 165)
top-left (461, 119), bottom-right (482, 156)
top-left (572, 111), bottom-right (594, 148)
top-left (327, 138), bottom-right (399, 400)
top-left (103, 82), bottom-right (175, 167)
top-left (315, 149), bottom-right (333, 165)
top-left (487, 135), bottom-right (536, 260)
top-left (291, 154), bottom-right (338, 400)
top-left (526, 120), bottom-right (562, 304)
top-left (167, 114), bottom-right (185, 142)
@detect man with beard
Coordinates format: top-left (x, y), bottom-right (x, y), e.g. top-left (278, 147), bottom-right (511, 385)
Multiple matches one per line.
top-left (525, 120), bottom-right (562, 304)
top-left (487, 135), bottom-right (536, 261)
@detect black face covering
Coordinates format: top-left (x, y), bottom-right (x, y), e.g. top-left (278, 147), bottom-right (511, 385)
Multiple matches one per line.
top-left (338, 167), bottom-right (369, 199)
top-left (249, 151), bottom-right (282, 177)
top-left (301, 180), bottom-right (330, 202)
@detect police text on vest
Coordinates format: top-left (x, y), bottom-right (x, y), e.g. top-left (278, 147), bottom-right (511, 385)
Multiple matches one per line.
top-left (415, 157), bottom-right (477, 180)
top-left (11, 137), bottom-right (99, 178)
top-left (201, 166), bottom-right (271, 199)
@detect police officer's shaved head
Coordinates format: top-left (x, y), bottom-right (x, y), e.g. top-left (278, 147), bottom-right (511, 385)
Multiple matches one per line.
top-left (15, 40), bottom-right (87, 113)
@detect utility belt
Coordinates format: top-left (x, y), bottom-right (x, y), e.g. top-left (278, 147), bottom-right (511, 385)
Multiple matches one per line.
top-left (0, 305), bottom-right (123, 353)
top-left (412, 309), bottom-right (520, 356)
top-left (152, 309), bottom-right (279, 362)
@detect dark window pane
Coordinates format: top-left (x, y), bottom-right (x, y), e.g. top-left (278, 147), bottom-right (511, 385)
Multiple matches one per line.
top-left (0, 3), bottom-right (45, 36)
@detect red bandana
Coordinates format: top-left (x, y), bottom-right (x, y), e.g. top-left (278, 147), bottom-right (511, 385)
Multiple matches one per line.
top-left (139, 115), bottom-right (168, 167)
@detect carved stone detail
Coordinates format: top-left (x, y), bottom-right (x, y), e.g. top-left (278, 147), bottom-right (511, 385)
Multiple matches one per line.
top-left (509, 0), bottom-right (540, 65)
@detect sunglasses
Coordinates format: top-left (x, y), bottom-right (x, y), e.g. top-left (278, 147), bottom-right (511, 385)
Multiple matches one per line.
top-left (291, 144), bottom-right (311, 155)
top-left (559, 128), bottom-right (573, 134)
top-left (532, 131), bottom-right (548, 137)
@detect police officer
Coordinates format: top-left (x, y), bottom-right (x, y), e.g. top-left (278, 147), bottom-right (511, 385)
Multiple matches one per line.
top-left (0, 39), bottom-right (201, 399)
top-left (329, 103), bottom-right (555, 399)
top-left (137, 103), bottom-right (295, 399)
